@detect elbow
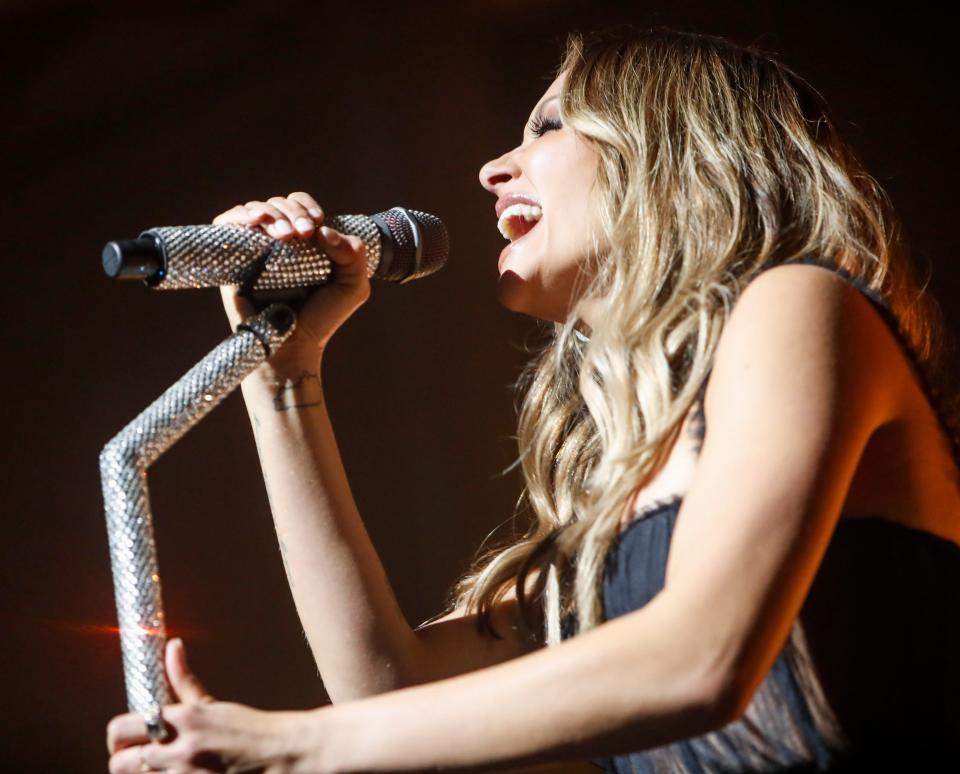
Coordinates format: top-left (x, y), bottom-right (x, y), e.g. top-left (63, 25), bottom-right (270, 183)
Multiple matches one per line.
top-left (697, 672), bottom-right (748, 733)
top-left (685, 646), bottom-right (752, 734)
top-left (694, 651), bottom-right (764, 733)
top-left (317, 650), bottom-right (426, 705)
top-left (637, 594), bottom-right (749, 735)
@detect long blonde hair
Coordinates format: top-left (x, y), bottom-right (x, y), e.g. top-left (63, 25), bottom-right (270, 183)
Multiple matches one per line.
top-left (447, 26), bottom-right (959, 646)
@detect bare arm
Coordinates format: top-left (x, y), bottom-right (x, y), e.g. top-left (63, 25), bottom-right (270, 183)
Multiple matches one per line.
top-left (241, 354), bottom-right (544, 702)
top-left (288, 262), bottom-right (900, 772)
top-left (240, 359), bottom-right (415, 701)
top-left (217, 192), bottom-right (542, 702)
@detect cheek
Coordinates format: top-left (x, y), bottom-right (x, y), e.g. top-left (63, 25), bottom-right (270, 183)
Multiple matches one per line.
top-left (533, 141), bottom-right (599, 237)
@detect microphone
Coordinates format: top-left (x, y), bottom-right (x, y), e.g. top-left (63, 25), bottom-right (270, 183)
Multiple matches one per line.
top-left (101, 207), bottom-right (449, 295)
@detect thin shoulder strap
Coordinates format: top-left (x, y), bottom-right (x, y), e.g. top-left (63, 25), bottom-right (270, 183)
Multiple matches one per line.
top-left (778, 255), bottom-right (891, 310)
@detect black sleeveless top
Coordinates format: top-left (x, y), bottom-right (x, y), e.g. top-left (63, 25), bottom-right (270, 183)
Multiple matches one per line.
top-left (560, 256), bottom-right (960, 771)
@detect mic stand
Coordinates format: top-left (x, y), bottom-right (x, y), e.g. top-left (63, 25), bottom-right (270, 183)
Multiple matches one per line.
top-left (98, 303), bottom-right (296, 741)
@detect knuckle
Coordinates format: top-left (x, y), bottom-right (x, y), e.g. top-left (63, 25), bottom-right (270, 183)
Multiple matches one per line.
top-left (213, 209), bottom-right (242, 225)
top-left (180, 701), bottom-right (206, 727)
top-left (178, 731), bottom-right (202, 759)
top-left (290, 192), bottom-right (323, 217)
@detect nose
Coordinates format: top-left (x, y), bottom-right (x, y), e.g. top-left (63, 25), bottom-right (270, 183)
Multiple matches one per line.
top-left (479, 148), bottom-right (521, 194)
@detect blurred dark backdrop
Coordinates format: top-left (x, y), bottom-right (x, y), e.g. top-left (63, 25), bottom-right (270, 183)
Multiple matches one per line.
top-left (0, 1), bottom-right (955, 771)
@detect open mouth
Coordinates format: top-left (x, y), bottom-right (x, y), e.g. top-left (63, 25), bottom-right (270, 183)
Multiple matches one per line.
top-left (497, 203), bottom-right (543, 242)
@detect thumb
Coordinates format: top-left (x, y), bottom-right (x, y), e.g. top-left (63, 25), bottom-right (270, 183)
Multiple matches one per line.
top-left (165, 638), bottom-right (215, 705)
top-left (318, 227), bottom-right (370, 283)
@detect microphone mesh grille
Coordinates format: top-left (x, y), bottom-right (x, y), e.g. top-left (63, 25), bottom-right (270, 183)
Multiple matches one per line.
top-left (409, 209), bottom-right (449, 277)
top-left (377, 208), bottom-right (448, 282)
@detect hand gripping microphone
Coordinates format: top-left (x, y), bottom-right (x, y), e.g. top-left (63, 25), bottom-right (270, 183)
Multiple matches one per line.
top-left (101, 207), bottom-right (449, 297)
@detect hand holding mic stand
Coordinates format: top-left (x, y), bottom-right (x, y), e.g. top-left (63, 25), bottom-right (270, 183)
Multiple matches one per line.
top-left (98, 209), bottom-right (448, 740)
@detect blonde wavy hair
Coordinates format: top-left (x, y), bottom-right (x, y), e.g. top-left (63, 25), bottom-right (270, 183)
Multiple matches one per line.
top-left (446, 26), bottom-right (959, 647)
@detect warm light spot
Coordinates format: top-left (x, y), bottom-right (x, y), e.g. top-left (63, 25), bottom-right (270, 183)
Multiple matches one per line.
top-left (39, 619), bottom-right (207, 640)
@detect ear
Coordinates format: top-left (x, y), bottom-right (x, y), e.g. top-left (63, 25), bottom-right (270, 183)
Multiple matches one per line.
top-left (164, 638), bottom-right (215, 704)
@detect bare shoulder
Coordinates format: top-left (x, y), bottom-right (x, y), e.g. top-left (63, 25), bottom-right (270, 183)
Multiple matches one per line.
top-left (727, 261), bottom-right (891, 353)
top-left (656, 263), bottom-right (909, 709)
top-left (707, 261), bottom-right (904, 432)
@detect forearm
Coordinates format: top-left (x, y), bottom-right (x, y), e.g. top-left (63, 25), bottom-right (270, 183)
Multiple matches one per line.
top-left (311, 591), bottom-right (733, 773)
top-left (240, 354), bottom-right (422, 702)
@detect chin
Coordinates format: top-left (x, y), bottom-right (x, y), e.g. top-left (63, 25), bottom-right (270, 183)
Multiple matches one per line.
top-left (495, 272), bottom-right (561, 323)
top-left (495, 271), bottom-right (527, 312)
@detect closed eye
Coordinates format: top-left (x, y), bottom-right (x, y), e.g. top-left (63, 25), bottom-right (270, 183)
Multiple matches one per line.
top-left (528, 114), bottom-right (563, 138)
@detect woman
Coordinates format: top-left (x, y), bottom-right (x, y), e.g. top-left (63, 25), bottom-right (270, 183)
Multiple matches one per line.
top-left (106, 26), bottom-right (960, 772)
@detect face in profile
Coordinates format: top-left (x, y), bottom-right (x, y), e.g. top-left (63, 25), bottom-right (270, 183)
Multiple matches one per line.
top-left (479, 71), bottom-right (604, 326)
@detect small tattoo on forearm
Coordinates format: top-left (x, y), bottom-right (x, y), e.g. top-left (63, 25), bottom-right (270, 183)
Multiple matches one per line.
top-left (271, 370), bottom-right (324, 411)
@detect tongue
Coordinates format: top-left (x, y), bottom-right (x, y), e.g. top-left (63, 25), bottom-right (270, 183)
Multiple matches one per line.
top-left (511, 216), bottom-right (540, 239)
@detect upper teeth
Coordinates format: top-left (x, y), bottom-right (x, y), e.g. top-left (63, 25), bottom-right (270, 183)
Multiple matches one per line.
top-left (497, 203), bottom-right (543, 241)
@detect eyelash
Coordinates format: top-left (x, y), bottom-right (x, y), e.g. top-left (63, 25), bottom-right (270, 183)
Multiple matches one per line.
top-left (529, 115), bottom-right (563, 137)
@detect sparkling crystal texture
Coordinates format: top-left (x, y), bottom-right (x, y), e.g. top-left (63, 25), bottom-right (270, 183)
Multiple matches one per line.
top-left (146, 214), bottom-right (382, 290)
top-left (99, 304), bottom-right (295, 738)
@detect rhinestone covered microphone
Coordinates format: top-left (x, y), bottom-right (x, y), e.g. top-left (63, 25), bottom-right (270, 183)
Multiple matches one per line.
top-left (101, 206), bottom-right (448, 291)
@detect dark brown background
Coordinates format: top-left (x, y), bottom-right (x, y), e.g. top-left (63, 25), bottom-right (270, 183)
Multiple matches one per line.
top-left (1, 1), bottom-right (955, 771)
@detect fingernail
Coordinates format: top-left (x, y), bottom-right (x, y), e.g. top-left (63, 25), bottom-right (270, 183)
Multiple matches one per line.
top-left (308, 207), bottom-right (323, 219)
top-left (273, 220), bottom-right (293, 235)
top-left (295, 217), bottom-right (314, 234)
top-left (320, 226), bottom-right (342, 246)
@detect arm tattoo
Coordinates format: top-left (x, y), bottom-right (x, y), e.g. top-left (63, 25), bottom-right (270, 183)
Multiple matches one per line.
top-left (270, 369), bottom-right (324, 412)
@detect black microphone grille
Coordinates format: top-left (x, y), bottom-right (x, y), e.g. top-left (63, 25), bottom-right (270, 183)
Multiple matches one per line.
top-left (372, 207), bottom-right (449, 283)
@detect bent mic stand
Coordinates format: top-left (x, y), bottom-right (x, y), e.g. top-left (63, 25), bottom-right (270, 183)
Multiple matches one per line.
top-left (98, 303), bottom-right (296, 741)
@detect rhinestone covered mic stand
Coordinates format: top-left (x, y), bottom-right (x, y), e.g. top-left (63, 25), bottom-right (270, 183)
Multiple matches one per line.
top-left (98, 303), bottom-right (296, 741)
top-left (99, 209), bottom-right (446, 741)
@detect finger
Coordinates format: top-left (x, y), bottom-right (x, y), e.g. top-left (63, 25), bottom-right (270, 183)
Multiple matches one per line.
top-left (109, 743), bottom-right (166, 774)
top-left (244, 200), bottom-right (284, 221)
top-left (318, 229), bottom-right (371, 283)
top-left (244, 200), bottom-right (293, 240)
top-left (166, 638), bottom-right (215, 705)
top-left (287, 191), bottom-right (325, 224)
top-left (318, 227), bottom-right (359, 263)
top-left (212, 205), bottom-right (248, 226)
top-left (268, 195), bottom-right (315, 237)
top-left (106, 712), bottom-right (149, 754)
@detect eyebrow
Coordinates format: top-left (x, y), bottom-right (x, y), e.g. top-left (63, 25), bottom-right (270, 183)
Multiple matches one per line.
top-left (536, 95), bottom-right (560, 111)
